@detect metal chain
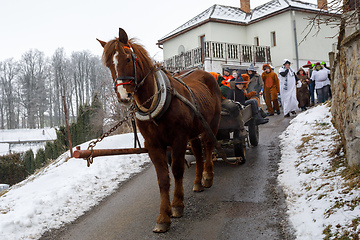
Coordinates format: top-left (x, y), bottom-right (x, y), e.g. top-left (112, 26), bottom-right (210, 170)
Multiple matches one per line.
top-left (85, 85), bottom-right (163, 167)
top-left (85, 104), bottom-right (137, 166)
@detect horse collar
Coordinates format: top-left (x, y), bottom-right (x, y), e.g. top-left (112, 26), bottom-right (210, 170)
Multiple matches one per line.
top-left (135, 70), bottom-right (172, 121)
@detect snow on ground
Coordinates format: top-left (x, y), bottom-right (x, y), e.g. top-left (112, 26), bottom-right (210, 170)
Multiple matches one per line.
top-left (278, 104), bottom-right (359, 239)
top-left (0, 133), bottom-right (150, 240)
top-left (0, 104), bottom-right (357, 240)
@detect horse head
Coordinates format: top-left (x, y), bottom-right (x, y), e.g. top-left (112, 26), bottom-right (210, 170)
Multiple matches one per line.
top-left (97, 28), bottom-right (138, 104)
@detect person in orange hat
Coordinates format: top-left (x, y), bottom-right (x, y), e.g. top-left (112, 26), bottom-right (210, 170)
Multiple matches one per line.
top-left (261, 64), bottom-right (280, 115)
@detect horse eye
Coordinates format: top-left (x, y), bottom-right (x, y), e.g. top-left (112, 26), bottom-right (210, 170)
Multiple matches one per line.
top-left (126, 58), bottom-right (131, 63)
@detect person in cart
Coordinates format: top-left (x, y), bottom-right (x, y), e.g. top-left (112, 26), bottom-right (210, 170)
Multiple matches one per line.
top-left (209, 72), bottom-right (247, 139)
top-left (227, 76), bottom-right (269, 125)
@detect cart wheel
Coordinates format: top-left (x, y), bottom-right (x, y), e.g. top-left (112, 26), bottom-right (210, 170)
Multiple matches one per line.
top-left (167, 151), bottom-right (172, 166)
top-left (248, 119), bottom-right (259, 147)
top-left (234, 140), bottom-right (246, 163)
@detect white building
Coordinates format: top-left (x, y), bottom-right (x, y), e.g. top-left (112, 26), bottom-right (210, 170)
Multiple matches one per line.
top-left (157, 0), bottom-right (340, 73)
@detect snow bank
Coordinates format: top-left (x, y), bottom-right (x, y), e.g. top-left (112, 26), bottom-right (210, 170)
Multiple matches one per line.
top-left (0, 133), bottom-right (150, 240)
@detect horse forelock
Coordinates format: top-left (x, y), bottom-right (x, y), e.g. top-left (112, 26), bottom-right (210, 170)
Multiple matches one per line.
top-left (102, 38), bottom-right (153, 79)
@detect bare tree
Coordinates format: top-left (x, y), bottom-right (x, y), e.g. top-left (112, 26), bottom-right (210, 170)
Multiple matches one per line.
top-left (301, 0), bottom-right (358, 44)
top-left (0, 59), bottom-right (19, 129)
top-left (19, 49), bottom-right (47, 128)
top-left (51, 48), bottom-right (73, 127)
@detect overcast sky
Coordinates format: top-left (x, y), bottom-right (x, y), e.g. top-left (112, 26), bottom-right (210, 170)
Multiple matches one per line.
top-left (0, 0), bottom-right (317, 62)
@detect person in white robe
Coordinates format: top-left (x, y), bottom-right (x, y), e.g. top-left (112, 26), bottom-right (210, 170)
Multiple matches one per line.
top-left (278, 59), bottom-right (299, 117)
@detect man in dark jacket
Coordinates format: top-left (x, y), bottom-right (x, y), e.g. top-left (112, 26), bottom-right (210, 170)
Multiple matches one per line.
top-left (228, 77), bottom-right (269, 125)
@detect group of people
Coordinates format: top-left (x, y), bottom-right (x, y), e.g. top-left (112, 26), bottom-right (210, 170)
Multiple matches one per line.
top-left (210, 65), bottom-right (270, 139)
top-left (208, 60), bottom-right (331, 163)
top-left (213, 59), bottom-right (331, 124)
top-left (275, 59), bottom-right (331, 117)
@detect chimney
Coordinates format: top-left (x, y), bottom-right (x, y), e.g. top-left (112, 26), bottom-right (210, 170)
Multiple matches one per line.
top-left (240, 0), bottom-right (251, 13)
top-left (317, 0), bottom-right (328, 10)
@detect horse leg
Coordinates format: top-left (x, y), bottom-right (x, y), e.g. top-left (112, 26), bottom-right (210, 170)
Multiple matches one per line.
top-left (148, 147), bottom-right (172, 233)
top-left (190, 137), bottom-right (204, 192)
top-left (170, 140), bottom-right (187, 218)
top-left (202, 134), bottom-right (215, 188)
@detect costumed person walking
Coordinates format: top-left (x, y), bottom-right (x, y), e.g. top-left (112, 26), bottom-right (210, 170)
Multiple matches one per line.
top-left (310, 62), bottom-right (331, 103)
top-left (296, 68), bottom-right (310, 111)
top-left (261, 64), bottom-right (280, 116)
top-left (278, 59), bottom-right (299, 117)
top-left (303, 61), bottom-right (316, 107)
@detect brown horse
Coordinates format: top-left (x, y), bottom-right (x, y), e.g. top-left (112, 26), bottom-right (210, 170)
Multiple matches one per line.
top-left (97, 28), bottom-right (221, 233)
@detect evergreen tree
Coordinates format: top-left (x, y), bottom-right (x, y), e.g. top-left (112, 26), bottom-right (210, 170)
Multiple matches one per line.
top-left (44, 141), bottom-right (54, 161)
top-left (35, 148), bottom-right (46, 168)
top-left (89, 94), bottom-right (104, 139)
top-left (23, 149), bottom-right (35, 174)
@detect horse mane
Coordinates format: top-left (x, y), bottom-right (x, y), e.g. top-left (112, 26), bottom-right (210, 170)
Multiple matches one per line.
top-left (102, 38), bottom-right (154, 79)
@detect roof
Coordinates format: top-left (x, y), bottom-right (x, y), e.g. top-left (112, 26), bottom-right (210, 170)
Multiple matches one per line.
top-left (158, 0), bottom-right (337, 44)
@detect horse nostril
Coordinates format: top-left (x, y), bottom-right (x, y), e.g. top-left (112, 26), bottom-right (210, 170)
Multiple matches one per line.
top-left (127, 93), bottom-right (132, 99)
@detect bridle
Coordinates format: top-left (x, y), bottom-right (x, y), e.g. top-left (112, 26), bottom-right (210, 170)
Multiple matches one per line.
top-left (113, 45), bottom-right (138, 90)
top-left (113, 44), bottom-right (158, 110)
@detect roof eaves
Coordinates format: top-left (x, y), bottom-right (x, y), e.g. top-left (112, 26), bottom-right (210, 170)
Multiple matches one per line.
top-left (157, 19), bottom-right (211, 45)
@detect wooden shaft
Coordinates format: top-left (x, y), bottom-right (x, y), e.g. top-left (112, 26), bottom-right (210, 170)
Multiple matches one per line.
top-left (73, 146), bottom-right (192, 159)
top-left (73, 148), bottom-right (148, 159)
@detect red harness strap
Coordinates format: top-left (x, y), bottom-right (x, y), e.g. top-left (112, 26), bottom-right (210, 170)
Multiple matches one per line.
top-left (115, 80), bottom-right (134, 88)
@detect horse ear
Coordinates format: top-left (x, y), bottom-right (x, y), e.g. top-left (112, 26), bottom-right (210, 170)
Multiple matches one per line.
top-left (97, 38), bottom-right (107, 48)
top-left (118, 28), bottom-right (129, 45)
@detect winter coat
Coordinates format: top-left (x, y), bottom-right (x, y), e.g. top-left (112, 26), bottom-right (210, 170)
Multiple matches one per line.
top-left (246, 72), bottom-right (263, 99)
top-left (310, 67), bottom-right (331, 90)
top-left (296, 68), bottom-right (310, 108)
top-left (210, 72), bottom-right (230, 99)
top-left (261, 64), bottom-right (280, 100)
top-left (228, 82), bottom-right (257, 105)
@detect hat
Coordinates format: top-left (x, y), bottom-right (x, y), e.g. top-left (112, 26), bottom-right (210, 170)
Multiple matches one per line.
top-left (283, 59), bottom-right (291, 65)
top-left (247, 63), bottom-right (256, 71)
top-left (315, 62), bottom-right (321, 66)
top-left (224, 68), bottom-right (230, 73)
top-left (234, 76), bottom-right (247, 84)
top-left (302, 61), bottom-right (312, 68)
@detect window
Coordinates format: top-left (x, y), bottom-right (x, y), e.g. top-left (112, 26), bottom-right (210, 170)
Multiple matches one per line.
top-left (271, 31), bottom-right (276, 47)
top-left (254, 37), bottom-right (259, 46)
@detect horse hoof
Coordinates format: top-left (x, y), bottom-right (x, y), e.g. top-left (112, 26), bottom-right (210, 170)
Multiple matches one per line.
top-left (153, 223), bottom-right (170, 233)
top-left (193, 183), bottom-right (204, 192)
top-left (201, 177), bottom-right (213, 188)
top-left (201, 174), bottom-right (213, 188)
top-left (171, 206), bottom-right (184, 218)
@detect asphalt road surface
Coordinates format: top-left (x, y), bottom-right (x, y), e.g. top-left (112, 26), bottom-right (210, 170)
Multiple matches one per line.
top-left (41, 113), bottom-right (296, 240)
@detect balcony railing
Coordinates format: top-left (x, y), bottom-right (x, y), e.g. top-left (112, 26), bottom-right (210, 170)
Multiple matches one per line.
top-left (163, 41), bottom-right (271, 72)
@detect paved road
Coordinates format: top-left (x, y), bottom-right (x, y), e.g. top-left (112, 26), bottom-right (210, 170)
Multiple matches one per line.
top-left (41, 113), bottom-right (296, 240)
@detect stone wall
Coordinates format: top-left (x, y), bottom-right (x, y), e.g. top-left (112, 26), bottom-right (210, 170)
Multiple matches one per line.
top-left (331, 15), bottom-right (360, 166)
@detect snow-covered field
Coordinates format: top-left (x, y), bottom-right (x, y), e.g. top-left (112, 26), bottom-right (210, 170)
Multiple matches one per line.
top-left (0, 104), bottom-right (357, 239)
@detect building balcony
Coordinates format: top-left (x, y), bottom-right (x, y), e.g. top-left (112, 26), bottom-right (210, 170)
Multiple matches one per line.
top-left (163, 41), bottom-right (272, 72)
